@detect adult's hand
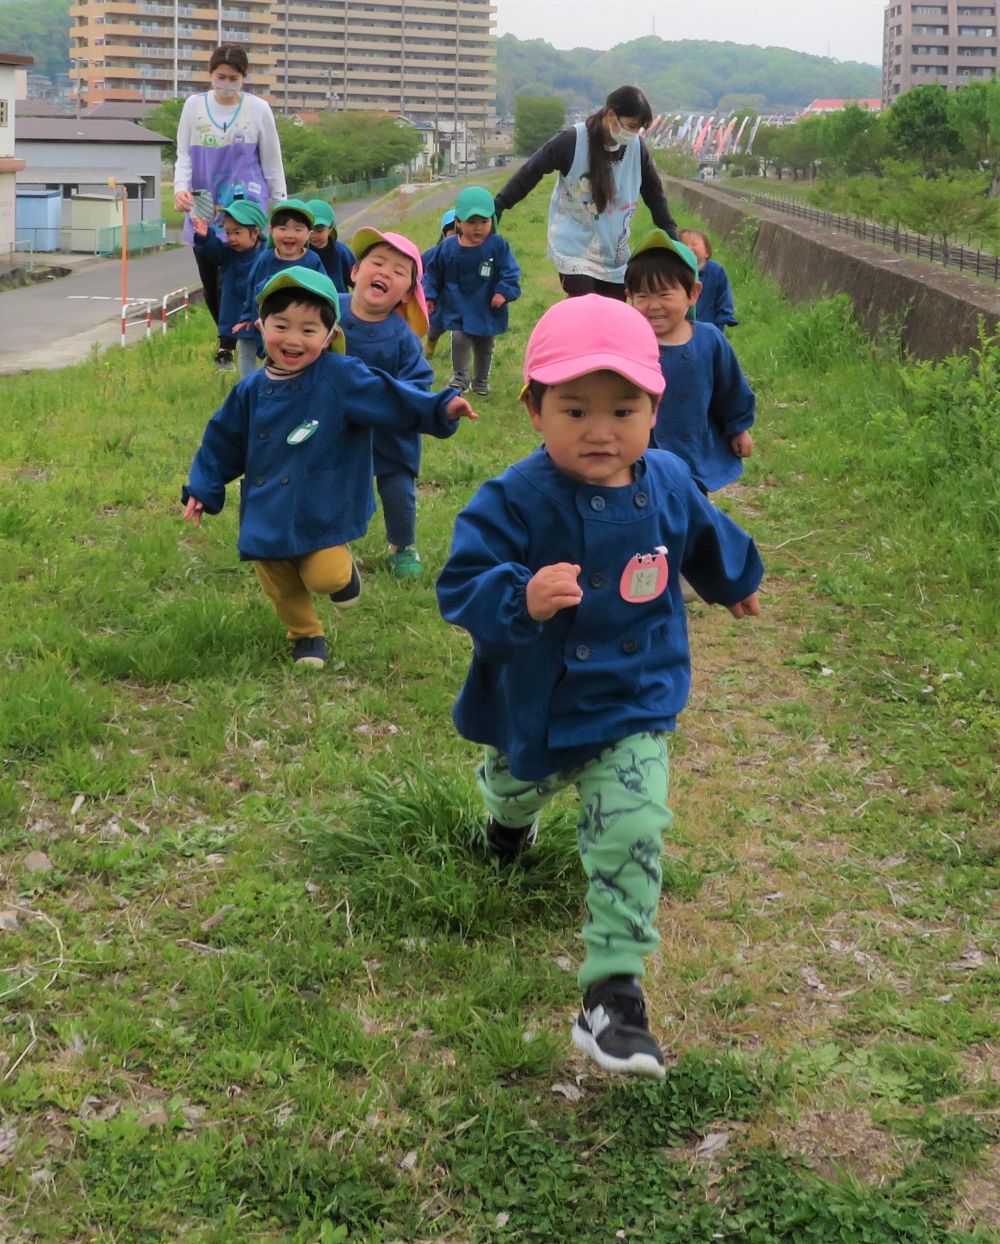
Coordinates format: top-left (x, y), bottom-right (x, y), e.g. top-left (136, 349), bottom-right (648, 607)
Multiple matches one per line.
top-left (174, 189), bottom-right (193, 213)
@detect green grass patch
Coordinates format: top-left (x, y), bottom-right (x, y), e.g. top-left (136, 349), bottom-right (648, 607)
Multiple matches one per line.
top-left (0, 186), bottom-right (997, 1242)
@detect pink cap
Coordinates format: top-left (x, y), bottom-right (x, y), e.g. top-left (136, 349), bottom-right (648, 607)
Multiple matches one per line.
top-left (523, 295), bottom-right (665, 396)
top-left (351, 227), bottom-right (430, 337)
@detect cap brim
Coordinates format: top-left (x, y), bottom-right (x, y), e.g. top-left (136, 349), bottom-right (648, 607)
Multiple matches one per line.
top-left (526, 351), bottom-right (665, 396)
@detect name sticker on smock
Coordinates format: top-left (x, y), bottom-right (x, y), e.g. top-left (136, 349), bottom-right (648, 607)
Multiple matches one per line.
top-left (286, 419), bottom-right (319, 445)
top-left (478, 259), bottom-right (494, 279)
top-left (619, 547), bottom-right (669, 603)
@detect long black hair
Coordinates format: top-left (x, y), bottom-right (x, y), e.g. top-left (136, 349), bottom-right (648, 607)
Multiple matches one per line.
top-left (585, 86), bottom-right (653, 214)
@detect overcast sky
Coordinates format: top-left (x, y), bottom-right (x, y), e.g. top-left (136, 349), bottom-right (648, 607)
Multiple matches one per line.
top-left (494, 0), bottom-right (885, 66)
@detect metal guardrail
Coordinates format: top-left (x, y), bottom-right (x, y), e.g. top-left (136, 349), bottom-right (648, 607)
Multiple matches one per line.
top-left (13, 219), bottom-right (169, 256)
top-left (711, 184), bottom-right (1000, 283)
top-left (294, 173), bottom-right (406, 204)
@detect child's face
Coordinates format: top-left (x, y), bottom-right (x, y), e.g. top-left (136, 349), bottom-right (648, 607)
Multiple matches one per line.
top-left (258, 300), bottom-right (332, 373)
top-left (350, 243), bottom-right (414, 321)
top-left (223, 220), bottom-right (258, 252)
top-left (680, 232), bottom-right (709, 264)
top-left (456, 215), bottom-right (492, 246)
top-left (310, 224), bottom-right (333, 248)
top-left (526, 370), bottom-right (657, 488)
top-left (271, 218), bottom-right (311, 259)
top-left (629, 279), bottom-right (700, 343)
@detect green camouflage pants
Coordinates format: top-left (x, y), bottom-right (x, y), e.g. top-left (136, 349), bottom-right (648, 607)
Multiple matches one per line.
top-left (478, 732), bottom-right (672, 989)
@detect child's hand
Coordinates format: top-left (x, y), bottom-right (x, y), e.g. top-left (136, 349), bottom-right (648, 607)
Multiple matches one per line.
top-left (174, 189), bottom-right (193, 213)
top-left (231, 321), bottom-right (250, 334)
top-left (426, 299), bottom-right (435, 315)
top-left (490, 293), bottom-right (506, 309)
top-left (183, 496), bottom-right (205, 527)
top-left (192, 215), bottom-right (208, 237)
top-left (728, 592), bottom-right (760, 619)
top-left (445, 395), bottom-right (478, 421)
top-left (526, 563), bottom-right (583, 621)
top-left (731, 430), bottom-right (754, 459)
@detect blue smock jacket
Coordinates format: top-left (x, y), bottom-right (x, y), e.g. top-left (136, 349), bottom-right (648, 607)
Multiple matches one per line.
top-left (192, 232), bottom-right (262, 340)
top-left (183, 351), bottom-right (460, 561)
top-left (338, 293), bottom-right (435, 477)
top-left (696, 259), bottom-right (738, 330)
top-left (437, 447), bottom-right (763, 781)
top-left (312, 240), bottom-right (356, 293)
top-left (238, 247), bottom-right (326, 326)
top-left (654, 323), bottom-right (755, 492)
top-left (422, 233), bottom-right (521, 337)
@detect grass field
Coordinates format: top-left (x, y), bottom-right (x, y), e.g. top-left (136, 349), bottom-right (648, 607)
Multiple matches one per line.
top-left (1, 185), bottom-right (997, 1242)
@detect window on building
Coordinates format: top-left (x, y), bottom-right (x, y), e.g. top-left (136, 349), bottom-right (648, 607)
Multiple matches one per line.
top-left (957, 24), bottom-right (996, 33)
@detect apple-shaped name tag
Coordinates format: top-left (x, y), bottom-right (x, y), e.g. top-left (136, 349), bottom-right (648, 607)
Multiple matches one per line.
top-left (619, 546), bottom-right (669, 604)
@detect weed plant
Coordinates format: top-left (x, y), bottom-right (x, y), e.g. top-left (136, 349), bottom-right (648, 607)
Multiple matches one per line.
top-left (0, 185), bottom-right (997, 1242)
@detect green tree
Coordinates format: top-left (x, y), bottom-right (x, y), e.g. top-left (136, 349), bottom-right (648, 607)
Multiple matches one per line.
top-left (144, 98), bottom-right (185, 164)
top-left (513, 96), bottom-right (566, 156)
top-left (886, 84), bottom-right (962, 175)
top-left (821, 104), bottom-right (888, 177)
top-left (278, 113), bottom-right (423, 190)
top-left (896, 168), bottom-right (1000, 256)
top-left (948, 78), bottom-right (1000, 194)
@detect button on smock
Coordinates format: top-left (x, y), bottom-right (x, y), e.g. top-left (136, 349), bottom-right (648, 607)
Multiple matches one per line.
top-left (575, 645), bottom-right (590, 661)
top-left (589, 496), bottom-right (605, 512)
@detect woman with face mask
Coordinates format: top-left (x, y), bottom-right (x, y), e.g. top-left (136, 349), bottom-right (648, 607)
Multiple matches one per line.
top-left (494, 86), bottom-right (679, 301)
top-left (173, 45), bottom-right (287, 369)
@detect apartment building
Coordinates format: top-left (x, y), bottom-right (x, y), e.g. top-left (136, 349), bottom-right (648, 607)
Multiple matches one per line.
top-left (68, 0), bottom-right (496, 125)
top-left (68, 0), bottom-right (277, 105)
top-left (882, 1), bottom-right (998, 104)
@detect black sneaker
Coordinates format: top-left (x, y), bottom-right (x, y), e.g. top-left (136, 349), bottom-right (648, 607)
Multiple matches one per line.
top-left (329, 562), bottom-right (362, 609)
top-left (292, 635), bottom-right (326, 668)
top-left (214, 348), bottom-right (235, 372)
top-left (484, 815), bottom-right (538, 866)
top-left (571, 975), bottom-right (665, 1079)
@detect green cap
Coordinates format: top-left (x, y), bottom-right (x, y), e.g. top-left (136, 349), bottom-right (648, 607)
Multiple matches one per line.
top-left (269, 198), bottom-right (315, 226)
top-left (455, 185), bottom-right (496, 222)
top-left (222, 200), bottom-right (267, 230)
top-left (630, 228), bottom-right (699, 277)
top-left (629, 229), bottom-right (701, 320)
top-left (255, 266), bottom-right (345, 352)
top-left (305, 199), bottom-right (336, 228)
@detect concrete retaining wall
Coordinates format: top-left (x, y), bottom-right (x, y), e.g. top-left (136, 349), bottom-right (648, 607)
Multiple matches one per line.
top-left (667, 178), bottom-right (1000, 361)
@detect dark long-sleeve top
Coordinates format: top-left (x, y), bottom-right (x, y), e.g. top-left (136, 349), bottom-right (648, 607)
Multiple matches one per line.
top-left (494, 128), bottom-right (678, 239)
top-left (436, 447), bottom-right (763, 781)
top-left (696, 260), bottom-right (738, 330)
top-left (337, 293), bottom-right (435, 478)
top-left (192, 232), bottom-right (262, 339)
top-left (312, 239), bottom-right (356, 293)
top-left (182, 351), bottom-right (460, 561)
top-left (654, 323), bottom-right (756, 493)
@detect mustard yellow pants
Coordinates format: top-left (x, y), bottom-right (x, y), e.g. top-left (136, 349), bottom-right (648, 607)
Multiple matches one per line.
top-left (253, 545), bottom-right (353, 640)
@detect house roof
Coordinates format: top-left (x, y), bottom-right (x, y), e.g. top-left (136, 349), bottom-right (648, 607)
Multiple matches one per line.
top-left (0, 52), bottom-right (34, 68)
top-left (84, 101), bottom-right (158, 121)
top-left (16, 166), bottom-right (145, 185)
top-left (15, 118), bottom-right (169, 144)
top-left (802, 98), bottom-right (882, 113)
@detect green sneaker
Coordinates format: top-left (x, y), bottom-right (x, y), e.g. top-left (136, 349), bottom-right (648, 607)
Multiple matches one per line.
top-left (388, 547), bottom-right (423, 578)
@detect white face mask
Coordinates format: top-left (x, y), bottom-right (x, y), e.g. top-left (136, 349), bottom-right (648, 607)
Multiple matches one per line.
top-left (609, 121), bottom-right (639, 148)
top-left (212, 77), bottom-right (241, 99)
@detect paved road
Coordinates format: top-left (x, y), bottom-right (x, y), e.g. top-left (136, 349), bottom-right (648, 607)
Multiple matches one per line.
top-left (0, 172), bottom-right (509, 376)
top-left (0, 192), bottom-right (394, 376)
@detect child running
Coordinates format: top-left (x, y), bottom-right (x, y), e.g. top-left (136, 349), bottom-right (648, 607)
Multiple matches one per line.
top-left (625, 231), bottom-right (754, 494)
top-left (339, 226), bottom-right (435, 579)
top-left (678, 228), bottom-right (738, 333)
top-left (182, 268), bottom-right (476, 669)
top-left (436, 296), bottom-right (763, 1078)
top-left (307, 199), bottom-right (355, 293)
top-left (234, 199), bottom-right (325, 333)
top-left (191, 200), bottom-right (267, 378)
top-left (422, 208), bottom-right (456, 360)
top-left (422, 187), bottom-right (520, 397)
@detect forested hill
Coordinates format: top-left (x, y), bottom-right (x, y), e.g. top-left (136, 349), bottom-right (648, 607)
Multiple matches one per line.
top-left (2, 0), bottom-right (70, 82)
top-left (497, 34), bottom-right (882, 113)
